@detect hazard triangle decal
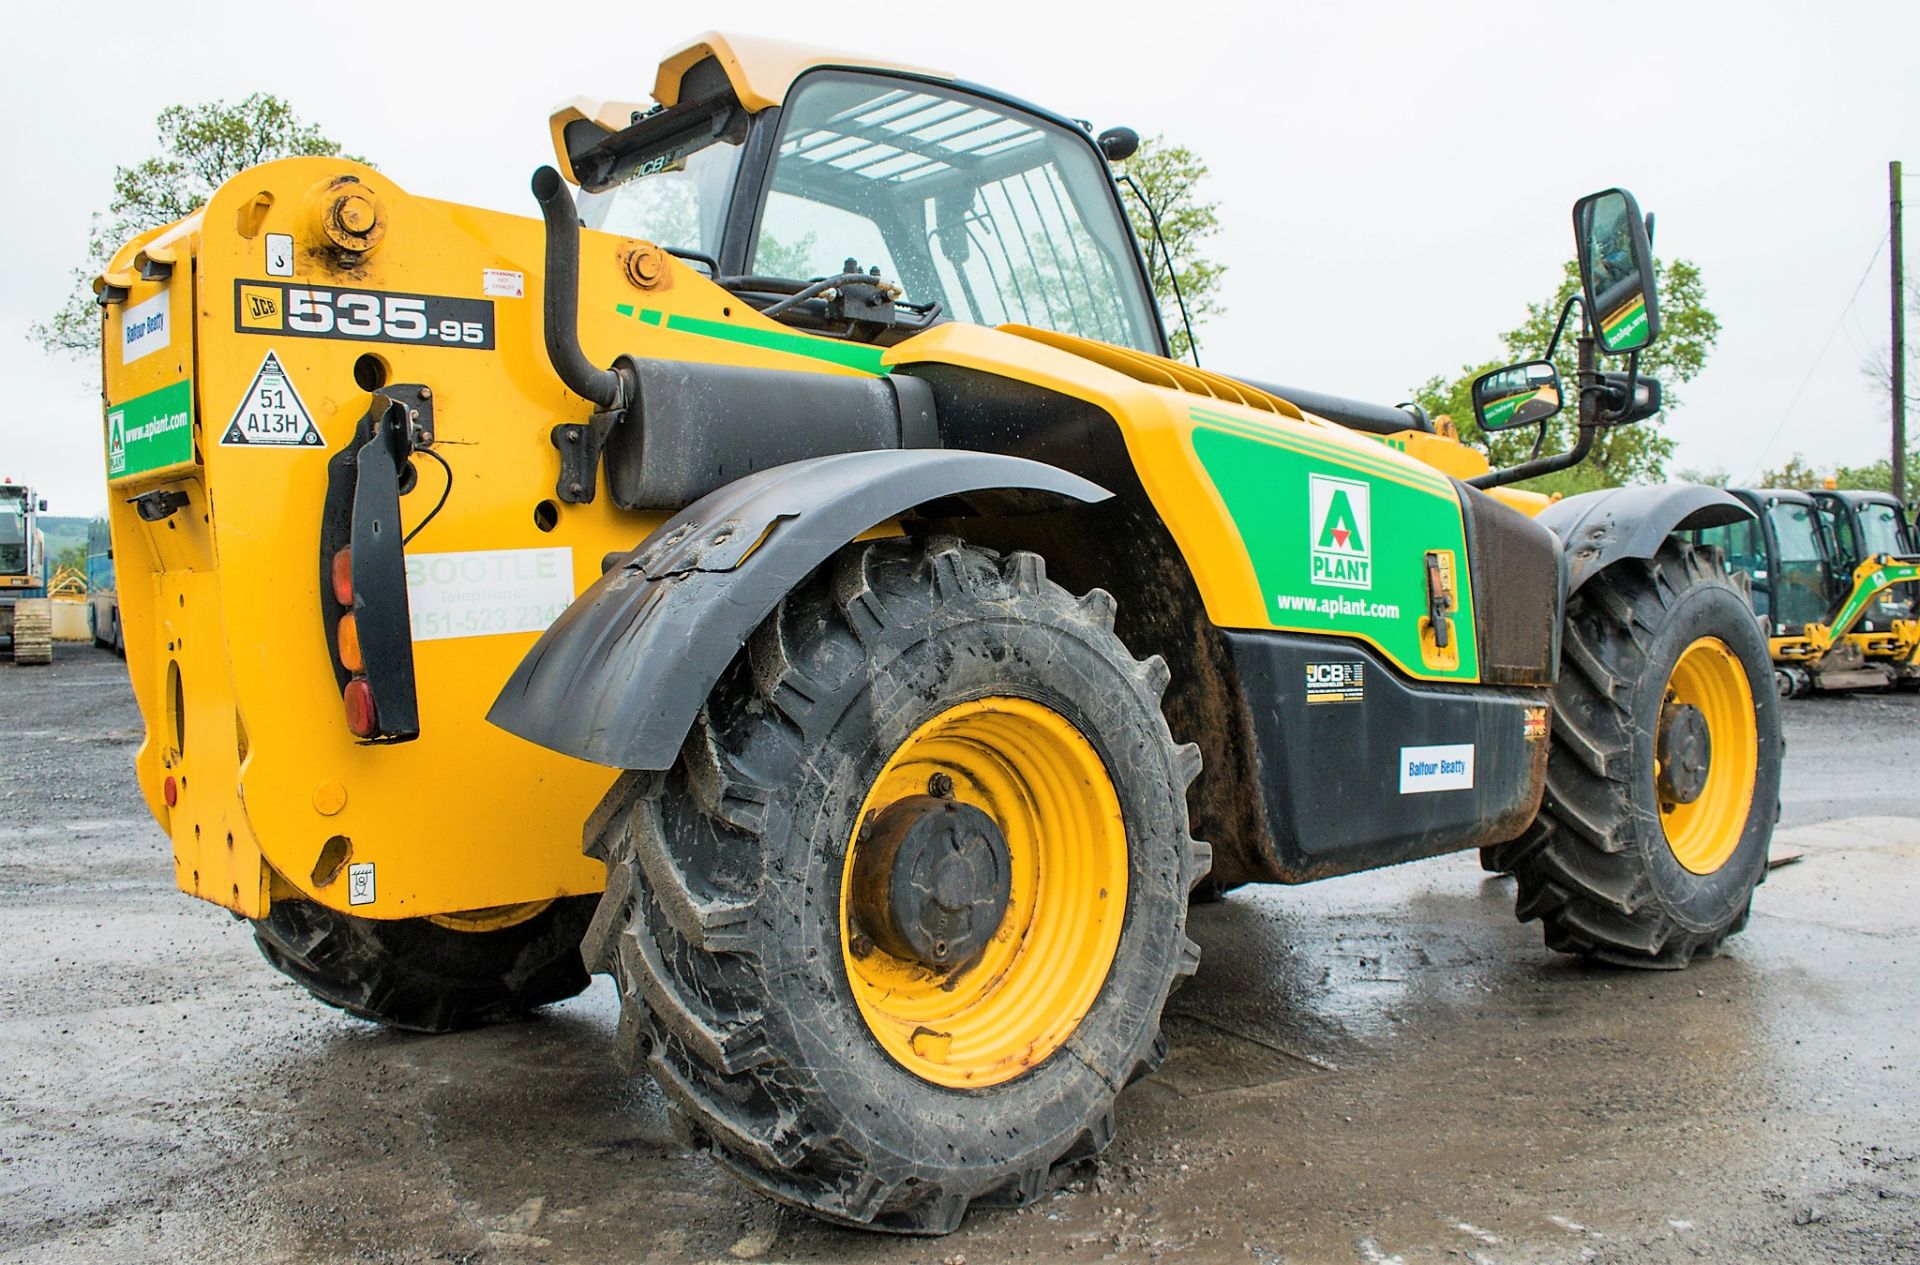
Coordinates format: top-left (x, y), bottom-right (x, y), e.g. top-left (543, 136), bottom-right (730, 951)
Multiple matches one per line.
top-left (221, 350), bottom-right (322, 447)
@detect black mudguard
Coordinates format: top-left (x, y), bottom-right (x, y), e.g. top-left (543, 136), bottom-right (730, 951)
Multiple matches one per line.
top-left (1535, 483), bottom-right (1751, 594)
top-left (487, 449), bottom-right (1109, 770)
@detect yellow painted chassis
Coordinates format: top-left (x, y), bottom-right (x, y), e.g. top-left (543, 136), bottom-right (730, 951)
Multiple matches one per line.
top-left (99, 150), bottom-right (1545, 925)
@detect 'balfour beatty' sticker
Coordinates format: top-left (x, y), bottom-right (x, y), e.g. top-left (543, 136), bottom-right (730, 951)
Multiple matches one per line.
top-left (1400, 743), bottom-right (1474, 794)
top-left (222, 351), bottom-right (322, 448)
top-left (121, 291), bottom-right (170, 365)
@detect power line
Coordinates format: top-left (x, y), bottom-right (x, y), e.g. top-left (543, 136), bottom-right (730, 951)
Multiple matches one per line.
top-left (1746, 232), bottom-right (1889, 479)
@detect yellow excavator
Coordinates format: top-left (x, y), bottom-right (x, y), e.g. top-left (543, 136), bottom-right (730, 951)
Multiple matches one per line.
top-left (1689, 486), bottom-right (1920, 694)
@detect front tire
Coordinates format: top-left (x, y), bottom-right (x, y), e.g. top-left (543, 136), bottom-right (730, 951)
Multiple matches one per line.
top-left (582, 537), bottom-right (1208, 1232)
top-left (1490, 542), bottom-right (1781, 967)
top-left (251, 897), bottom-right (597, 1032)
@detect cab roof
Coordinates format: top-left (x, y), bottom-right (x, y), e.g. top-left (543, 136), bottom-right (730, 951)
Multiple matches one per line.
top-left (1817, 487), bottom-right (1902, 506)
top-left (549, 31), bottom-right (951, 183)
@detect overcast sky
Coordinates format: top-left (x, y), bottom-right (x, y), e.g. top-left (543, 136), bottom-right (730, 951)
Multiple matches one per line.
top-left (4, 0), bottom-right (1916, 514)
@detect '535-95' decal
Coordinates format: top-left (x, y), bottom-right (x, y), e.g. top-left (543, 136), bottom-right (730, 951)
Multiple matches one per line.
top-left (233, 280), bottom-right (495, 349)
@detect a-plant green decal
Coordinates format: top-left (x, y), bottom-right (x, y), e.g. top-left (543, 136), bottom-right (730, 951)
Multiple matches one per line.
top-left (1829, 561), bottom-right (1920, 636)
top-left (613, 304), bottom-right (889, 374)
top-left (107, 378), bottom-right (194, 481)
top-left (1190, 407), bottom-right (1479, 681)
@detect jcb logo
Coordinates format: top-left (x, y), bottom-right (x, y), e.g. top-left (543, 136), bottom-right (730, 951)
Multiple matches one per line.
top-left (1309, 473), bottom-right (1371, 590)
top-left (1305, 662), bottom-right (1361, 687)
top-left (238, 285), bottom-right (284, 330)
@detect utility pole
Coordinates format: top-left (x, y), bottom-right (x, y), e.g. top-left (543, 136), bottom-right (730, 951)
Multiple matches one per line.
top-left (1894, 160), bottom-right (1907, 502)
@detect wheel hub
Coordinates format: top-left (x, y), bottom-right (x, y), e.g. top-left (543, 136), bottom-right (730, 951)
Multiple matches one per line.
top-left (850, 794), bottom-right (1011, 971)
top-left (1657, 699), bottom-right (1712, 805)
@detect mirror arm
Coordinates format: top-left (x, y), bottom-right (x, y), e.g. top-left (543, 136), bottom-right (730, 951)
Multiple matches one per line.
top-left (1542, 294), bottom-right (1581, 361)
top-left (1467, 329), bottom-right (1601, 490)
top-left (1600, 349), bottom-right (1642, 424)
top-left (1466, 421), bottom-right (1596, 489)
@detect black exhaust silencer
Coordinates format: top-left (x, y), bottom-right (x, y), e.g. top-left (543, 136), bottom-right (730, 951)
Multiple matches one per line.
top-left (529, 164), bottom-right (940, 511)
top-left (531, 165), bottom-right (625, 410)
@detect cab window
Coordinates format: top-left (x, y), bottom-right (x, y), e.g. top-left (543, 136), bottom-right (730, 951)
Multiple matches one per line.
top-left (753, 71), bottom-right (1161, 352)
top-left (1858, 501), bottom-right (1911, 557)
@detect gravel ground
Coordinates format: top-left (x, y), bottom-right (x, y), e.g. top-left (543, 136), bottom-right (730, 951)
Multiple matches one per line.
top-left (2, 645), bottom-right (1916, 1264)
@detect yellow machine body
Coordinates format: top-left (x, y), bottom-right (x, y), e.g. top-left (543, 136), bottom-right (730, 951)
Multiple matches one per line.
top-left (98, 34), bottom-right (1549, 922)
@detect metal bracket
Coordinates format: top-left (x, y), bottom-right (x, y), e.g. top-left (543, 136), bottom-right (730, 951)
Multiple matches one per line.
top-left (551, 410), bottom-right (624, 504)
top-left (130, 489), bottom-right (190, 522)
top-left (373, 383), bottom-right (436, 451)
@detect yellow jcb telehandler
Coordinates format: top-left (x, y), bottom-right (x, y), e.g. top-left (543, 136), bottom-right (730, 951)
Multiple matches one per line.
top-left (97, 33), bottom-right (1782, 1232)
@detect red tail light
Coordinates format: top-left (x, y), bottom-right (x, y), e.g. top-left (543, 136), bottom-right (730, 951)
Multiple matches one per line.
top-left (343, 679), bottom-right (378, 738)
top-left (163, 775), bottom-right (178, 807)
top-left (330, 548), bottom-right (353, 606)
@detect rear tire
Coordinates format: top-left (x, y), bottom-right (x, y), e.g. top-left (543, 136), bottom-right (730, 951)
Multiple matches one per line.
top-left (251, 897), bottom-right (596, 1032)
top-left (582, 536), bottom-right (1208, 1232)
top-left (1488, 542), bottom-right (1780, 967)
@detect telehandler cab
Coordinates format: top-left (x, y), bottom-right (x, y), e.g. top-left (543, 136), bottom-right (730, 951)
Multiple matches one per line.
top-left (97, 33), bottom-right (1781, 1233)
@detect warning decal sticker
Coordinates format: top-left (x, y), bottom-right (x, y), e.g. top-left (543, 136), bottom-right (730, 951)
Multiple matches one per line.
top-left (221, 350), bottom-right (323, 448)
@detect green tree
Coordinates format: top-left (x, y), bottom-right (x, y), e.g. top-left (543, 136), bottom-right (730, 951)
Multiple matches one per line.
top-left (1413, 258), bottom-right (1721, 495)
top-left (1674, 465), bottom-right (1731, 488)
top-left (1117, 136), bottom-right (1225, 361)
top-left (1754, 454), bottom-right (1823, 490)
top-left (753, 230), bottom-right (822, 279)
top-left (1755, 450), bottom-right (1920, 493)
top-left (33, 95), bottom-right (357, 356)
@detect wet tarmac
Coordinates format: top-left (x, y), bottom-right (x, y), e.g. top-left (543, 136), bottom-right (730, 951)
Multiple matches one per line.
top-left (3, 646), bottom-right (1916, 1264)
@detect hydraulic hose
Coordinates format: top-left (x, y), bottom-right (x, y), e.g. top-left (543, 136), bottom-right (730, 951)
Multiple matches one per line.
top-left (531, 165), bottom-right (624, 410)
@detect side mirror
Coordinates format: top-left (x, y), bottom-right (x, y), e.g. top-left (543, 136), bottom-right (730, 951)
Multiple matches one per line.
top-left (1471, 360), bottom-right (1565, 432)
top-left (1097, 126), bottom-right (1140, 162)
top-left (37, 499), bottom-right (48, 512)
top-left (1574, 188), bottom-right (1660, 354)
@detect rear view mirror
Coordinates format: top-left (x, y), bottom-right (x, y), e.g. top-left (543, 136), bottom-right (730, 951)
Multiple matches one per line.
top-left (1471, 360), bottom-right (1564, 432)
top-left (1574, 188), bottom-right (1660, 354)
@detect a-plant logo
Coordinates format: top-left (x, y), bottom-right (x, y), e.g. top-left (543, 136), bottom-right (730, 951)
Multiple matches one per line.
top-left (1309, 473), bottom-right (1371, 589)
top-left (107, 409), bottom-right (127, 476)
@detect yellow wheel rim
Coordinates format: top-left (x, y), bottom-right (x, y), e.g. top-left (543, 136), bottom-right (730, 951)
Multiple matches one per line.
top-left (426, 899), bottom-right (553, 933)
top-left (840, 696), bottom-right (1127, 1089)
top-left (1658, 637), bottom-right (1758, 875)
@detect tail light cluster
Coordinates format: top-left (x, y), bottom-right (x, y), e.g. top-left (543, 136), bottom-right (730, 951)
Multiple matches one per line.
top-left (330, 547), bottom-right (379, 738)
top-left (318, 383), bottom-right (424, 745)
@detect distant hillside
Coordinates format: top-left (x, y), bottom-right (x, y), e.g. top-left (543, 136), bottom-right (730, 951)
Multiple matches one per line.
top-left (38, 515), bottom-right (94, 565)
